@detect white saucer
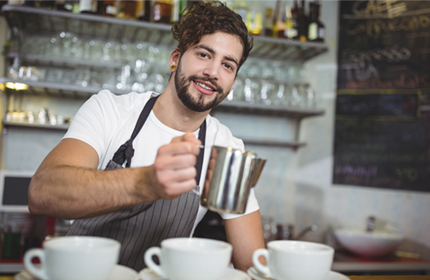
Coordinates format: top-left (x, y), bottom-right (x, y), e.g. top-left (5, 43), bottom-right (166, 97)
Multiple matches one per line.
top-left (247, 267), bottom-right (349, 280)
top-left (14, 265), bottom-right (139, 280)
top-left (139, 267), bottom-right (251, 280)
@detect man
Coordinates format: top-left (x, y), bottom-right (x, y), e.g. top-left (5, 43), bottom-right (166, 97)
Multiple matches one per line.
top-left (28, 0), bottom-right (265, 272)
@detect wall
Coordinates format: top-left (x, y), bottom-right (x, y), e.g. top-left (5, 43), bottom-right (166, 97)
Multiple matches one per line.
top-left (1, 0), bottom-right (429, 249)
top-left (260, 0), bottom-right (430, 248)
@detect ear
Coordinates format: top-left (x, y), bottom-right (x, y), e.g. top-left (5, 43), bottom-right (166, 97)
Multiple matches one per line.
top-left (169, 48), bottom-right (181, 69)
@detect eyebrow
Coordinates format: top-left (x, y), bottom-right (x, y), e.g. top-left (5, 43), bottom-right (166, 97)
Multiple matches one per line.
top-left (194, 44), bottom-right (239, 67)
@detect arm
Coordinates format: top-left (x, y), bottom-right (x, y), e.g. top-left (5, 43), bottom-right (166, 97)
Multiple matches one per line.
top-left (28, 133), bottom-right (201, 220)
top-left (224, 210), bottom-right (265, 272)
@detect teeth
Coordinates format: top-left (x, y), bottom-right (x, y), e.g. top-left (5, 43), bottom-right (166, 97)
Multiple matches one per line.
top-left (196, 82), bottom-right (214, 91)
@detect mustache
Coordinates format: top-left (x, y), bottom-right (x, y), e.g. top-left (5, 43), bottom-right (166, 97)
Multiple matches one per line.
top-left (188, 75), bottom-right (223, 93)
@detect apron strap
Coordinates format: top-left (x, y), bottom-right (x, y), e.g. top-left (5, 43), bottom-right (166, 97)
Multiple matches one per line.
top-left (195, 119), bottom-right (206, 185)
top-left (112, 95), bottom-right (159, 167)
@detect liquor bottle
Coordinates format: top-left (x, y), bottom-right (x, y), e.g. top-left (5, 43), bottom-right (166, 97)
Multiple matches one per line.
top-left (247, 1), bottom-right (262, 35)
top-left (297, 0), bottom-right (308, 42)
top-left (38, 0), bottom-right (56, 9)
top-left (23, 0), bottom-right (36, 7)
top-left (138, 0), bottom-right (151, 21)
top-left (79, 0), bottom-right (96, 14)
top-left (272, 0), bottom-right (285, 38)
top-left (291, 0), bottom-right (300, 40)
top-left (284, 5), bottom-right (297, 39)
top-left (100, 0), bottom-right (117, 17)
top-left (59, 0), bottom-right (78, 12)
top-left (309, 0), bottom-right (324, 42)
top-left (152, 0), bottom-right (173, 24)
top-left (263, 8), bottom-right (273, 37)
top-left (55, 0), bottom-right (68, 11)
top-left (232, 0), bottom-right (248, 25)
top-left (118, 0), bottom-right (138, 19)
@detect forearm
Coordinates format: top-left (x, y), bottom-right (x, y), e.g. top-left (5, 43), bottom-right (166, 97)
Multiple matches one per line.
top-left (225, 210), bottom-right (266, 272)
top-left (28, 165), bottom-right (156, 220)
top-left (28, 134), bottom-right (201, 220)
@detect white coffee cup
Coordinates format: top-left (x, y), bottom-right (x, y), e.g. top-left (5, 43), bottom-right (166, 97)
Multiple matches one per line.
top-left (144, 237), bottom-right (232, 280)
top-left (253, 240), bottom-right (334, 280)
top-left (24, 236), bottom-right (121, 280)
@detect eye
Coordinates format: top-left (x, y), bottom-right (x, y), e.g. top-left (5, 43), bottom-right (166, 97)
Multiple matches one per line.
top-left (223, 63), bottom-right (234, 71)
top-left (198, 52), bottom-right (209, 59)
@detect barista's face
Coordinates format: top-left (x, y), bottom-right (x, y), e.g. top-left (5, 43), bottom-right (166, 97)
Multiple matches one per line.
top-left (173, 32), bottom-right (243, 112)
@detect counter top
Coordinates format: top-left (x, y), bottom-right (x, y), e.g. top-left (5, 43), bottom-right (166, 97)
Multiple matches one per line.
top-left (332, 239), bottom-right (430, 275)
top-left (349, 276), bottom-right (430, 280)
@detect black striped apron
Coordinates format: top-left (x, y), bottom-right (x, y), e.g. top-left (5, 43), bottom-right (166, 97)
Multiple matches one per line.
top-left (67, 95), bottom-right (207, 271)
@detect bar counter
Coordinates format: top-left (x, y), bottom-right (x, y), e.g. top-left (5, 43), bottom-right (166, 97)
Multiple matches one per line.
top-left (349, 276), bottom-right (430, 280)
top-left (1, 274), bottom-right (430, 280)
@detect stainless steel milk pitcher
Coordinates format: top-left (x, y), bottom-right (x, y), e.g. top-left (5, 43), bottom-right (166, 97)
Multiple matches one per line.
top-left (201, 146), bottom-right (266, 214)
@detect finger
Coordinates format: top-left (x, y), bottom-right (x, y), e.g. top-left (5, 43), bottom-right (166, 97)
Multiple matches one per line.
top-left (158, 141), bottom-right (200, 157)
top-left (157, 167), bottom-right (197, 188)
top-left (160, 178), bottom-right (198, 199)
top-left (154, 153), bottom-right (197, 171)
top-left (171, 132), bottom-right (201, 145)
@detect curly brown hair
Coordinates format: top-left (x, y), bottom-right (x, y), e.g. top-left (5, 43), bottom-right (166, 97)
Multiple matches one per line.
top-left (171, 0), bottom-right (253, 70)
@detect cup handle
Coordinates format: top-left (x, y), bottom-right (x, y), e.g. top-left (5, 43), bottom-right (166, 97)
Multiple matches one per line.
top-left (252, 248), bottom-right (271, 277)
top-left (24, 248), bottom-right (48, 280)
top-left (144, 247), bottom-right (167, 279)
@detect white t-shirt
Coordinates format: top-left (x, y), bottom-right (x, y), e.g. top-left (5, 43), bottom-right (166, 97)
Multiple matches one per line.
top-left (63, 90), bottom-right (259, 229)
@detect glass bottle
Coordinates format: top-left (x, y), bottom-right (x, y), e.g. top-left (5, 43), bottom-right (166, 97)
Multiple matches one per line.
top-left (138, 0), bottom-right (151, 21)
top-left (263, 8), bottom-right (273, 37)
top-left (291, 0), bottom-right (300, 40)
top-left (232, 0), bottom-right (248, 25)
top-left (79, 0), bottom-right (96, 14)
top-left (284, 5), bottom-right (297, 39)
top-left (118, 0), bottom-right (138, 19)
top-left (152, 0), bottom-right (173, 24)
top-left (297, 0), bottom-right (308, 42)
top-left (247, 1), bottom-right (263, 35)
top-left (100, 0), bottom-right (117, 17)
top-left (307, 1), bottom-right (317, 41)
top-left (272, 0), bottom-right (285, 38)
top-left (38, 0), bottom-right (56, 9)
top-left (309, 0), bottom-right (324, 42)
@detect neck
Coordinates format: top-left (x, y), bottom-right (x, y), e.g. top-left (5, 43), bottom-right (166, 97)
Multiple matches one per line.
top-left (153, 79), bottom-right (209, 132)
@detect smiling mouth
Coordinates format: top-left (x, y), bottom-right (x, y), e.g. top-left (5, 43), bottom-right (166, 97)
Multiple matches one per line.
top-left (194, 81), bottom-right (216, 91)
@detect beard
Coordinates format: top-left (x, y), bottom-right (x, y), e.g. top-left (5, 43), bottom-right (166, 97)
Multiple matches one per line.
top-left (174, 60), bottom-right (229, 112)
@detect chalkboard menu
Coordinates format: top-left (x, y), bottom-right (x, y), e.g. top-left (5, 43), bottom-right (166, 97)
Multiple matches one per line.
top-left (334, 1), bottom-right (430, 192)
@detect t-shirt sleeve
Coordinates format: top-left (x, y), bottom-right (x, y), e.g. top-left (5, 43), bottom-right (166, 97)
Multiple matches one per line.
top-left (63, 90), bottom-right (118, 161)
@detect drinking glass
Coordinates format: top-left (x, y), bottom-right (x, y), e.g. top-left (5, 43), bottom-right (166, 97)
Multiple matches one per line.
top-left (304, 84), bottom-right (317, 108)
top-left (75, 67), bottom-right (91, 88)
top-left (243, 78), bottom-right (261, 104)
top-left (227, 76), bottom-right (244, 102)
top-left (101, 68), bottom-right (117, 89)
top-left (258, 79), bottom-right (278, 106)
top-left (46, 34), bottom-right (62, 58)
top-left (145, 73), bottom-right (165, 93)
top-left (90, 40), bottom-right (104, 61)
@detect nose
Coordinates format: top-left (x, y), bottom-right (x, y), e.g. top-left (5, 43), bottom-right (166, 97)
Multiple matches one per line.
top-left (202, 62), bottom-right (219, 81)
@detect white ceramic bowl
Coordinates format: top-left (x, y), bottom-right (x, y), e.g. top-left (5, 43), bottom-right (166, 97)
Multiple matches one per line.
top-left (334, 229), bottom-right (403, 257)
